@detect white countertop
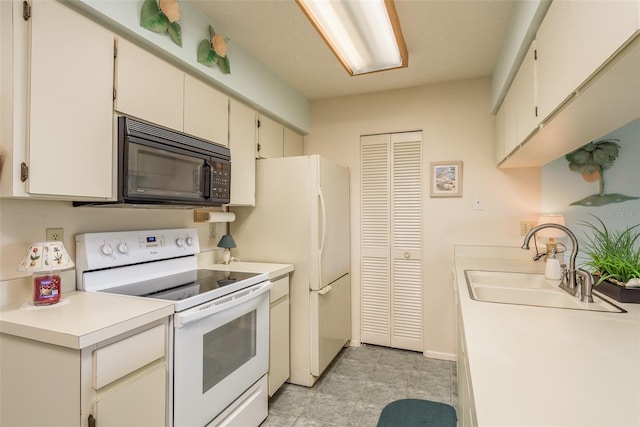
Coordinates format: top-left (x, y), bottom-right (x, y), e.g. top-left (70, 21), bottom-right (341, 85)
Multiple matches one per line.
top-left (201, 261), bottom-right (294, 280)
top-left (0, 262), bottom-right (292, 351)
top-left (454, 245), bottom-right (640, 426)
top-left (0, 291), bottom-right (174, 350)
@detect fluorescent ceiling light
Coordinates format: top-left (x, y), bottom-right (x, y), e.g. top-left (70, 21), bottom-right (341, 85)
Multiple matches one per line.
top-left (296, 0), bottom-right (408, 76)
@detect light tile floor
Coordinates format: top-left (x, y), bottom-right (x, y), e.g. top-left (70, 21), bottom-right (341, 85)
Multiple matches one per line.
top-left (261, 344), bottom-right (458, 427)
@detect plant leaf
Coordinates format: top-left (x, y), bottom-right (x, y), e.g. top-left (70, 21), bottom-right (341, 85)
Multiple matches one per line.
top-left (141, 0), bottom-right (169, 33)
top-left (209, 25), bottom-right (216, 38)
top-left (565, 149), bottom-right (591, 165)
top-left (218, 55), bottom-right (231, 74)
top-left (168, 22), bottom-right (182, 46)
top-left (197, 40), bottom-right (218, 66)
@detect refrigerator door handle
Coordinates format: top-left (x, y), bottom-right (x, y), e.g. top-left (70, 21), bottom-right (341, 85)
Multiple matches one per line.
top-left (318, 185), bottom-right (327, 256)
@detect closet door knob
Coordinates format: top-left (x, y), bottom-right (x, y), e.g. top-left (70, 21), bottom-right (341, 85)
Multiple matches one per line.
top-left (404, 251), bottom-right (410, 259)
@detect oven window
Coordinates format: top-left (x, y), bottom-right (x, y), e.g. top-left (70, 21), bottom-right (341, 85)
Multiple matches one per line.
top-left (202, 310), bottom-right (257, 393)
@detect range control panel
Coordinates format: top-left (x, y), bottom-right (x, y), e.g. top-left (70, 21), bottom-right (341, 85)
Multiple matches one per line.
top-left (75, 228), bottom-right (200, 273)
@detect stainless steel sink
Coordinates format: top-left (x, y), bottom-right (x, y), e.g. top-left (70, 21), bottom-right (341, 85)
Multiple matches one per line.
top-left (465, 270), bottom-right (626, 313)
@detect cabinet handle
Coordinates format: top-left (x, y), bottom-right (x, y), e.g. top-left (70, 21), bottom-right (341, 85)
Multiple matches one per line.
top-left (404, 251), bottom-right (411, 259)
top-left (20, 162), bottom-right (28, 182)
top-left (88, 414), bottom-right (96, 427)
top-left (318, 285), bottom-right (332, 296)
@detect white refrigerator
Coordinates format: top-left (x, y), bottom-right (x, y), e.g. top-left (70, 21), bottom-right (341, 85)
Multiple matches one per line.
top-left (231, 155), bottom-right (351, 387)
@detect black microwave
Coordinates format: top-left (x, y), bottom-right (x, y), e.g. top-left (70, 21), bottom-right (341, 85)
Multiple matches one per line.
top-left (75, 117), bottom-right (231, 208)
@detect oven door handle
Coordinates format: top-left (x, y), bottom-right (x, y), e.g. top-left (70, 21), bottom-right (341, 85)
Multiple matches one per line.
top-left (174, 281), bottom-right (272, 328)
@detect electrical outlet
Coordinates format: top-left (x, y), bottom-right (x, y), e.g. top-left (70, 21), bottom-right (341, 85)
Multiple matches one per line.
top-left (520, 221), bottom-right (537, 236)
top-left (209, 223), bottom-right (218, 240)
top-left (46, 228), bottom-right (64, 241)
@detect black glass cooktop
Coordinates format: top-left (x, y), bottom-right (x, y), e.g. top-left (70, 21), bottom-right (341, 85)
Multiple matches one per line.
top-left (102, 269), bottom-right (261, 302)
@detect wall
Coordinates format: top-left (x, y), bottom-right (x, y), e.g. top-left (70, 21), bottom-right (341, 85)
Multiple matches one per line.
top-left (0, 198), bottom-right (228, 303)
top-left (305, 78), bottom-right (542, 358)
top-left (541, 118), bottom-right (640, 263)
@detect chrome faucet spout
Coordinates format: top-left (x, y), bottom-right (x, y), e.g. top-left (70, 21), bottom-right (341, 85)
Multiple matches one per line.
top-left (521, 223), bottom-right (593, 300)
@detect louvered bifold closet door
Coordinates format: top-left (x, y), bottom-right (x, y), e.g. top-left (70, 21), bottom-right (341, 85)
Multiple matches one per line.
top-left (360, 134), bottom-right (391, 347)
top-left (360, 132), bottom-right (423, 351)
top-left (390, 132), bottom-right (423, 351)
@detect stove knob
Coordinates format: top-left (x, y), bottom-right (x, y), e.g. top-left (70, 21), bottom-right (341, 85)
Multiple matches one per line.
top-left (116, 242), bottom-right (128, 254)
top-left (176, 238), bottom-right (185, 247)
top-left (100, 243), bottom-right (113, 256)
top-left (185, 237), bottom-right (193, 246)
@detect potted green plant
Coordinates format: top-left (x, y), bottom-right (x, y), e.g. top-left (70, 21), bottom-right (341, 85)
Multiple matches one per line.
top-left (578, 215), bottom-right (640, 302)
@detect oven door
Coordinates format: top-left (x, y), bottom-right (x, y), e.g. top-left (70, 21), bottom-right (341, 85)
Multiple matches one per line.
top-left (173, 281), bottom-right (271, 427)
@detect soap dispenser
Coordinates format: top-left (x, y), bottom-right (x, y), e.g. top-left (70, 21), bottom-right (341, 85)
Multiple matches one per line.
top-left (545, 247), bottom-right (562, 280)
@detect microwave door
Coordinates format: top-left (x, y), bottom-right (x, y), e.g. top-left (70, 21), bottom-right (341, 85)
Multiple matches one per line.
top-left (126, 141), bottom-right (208, 202)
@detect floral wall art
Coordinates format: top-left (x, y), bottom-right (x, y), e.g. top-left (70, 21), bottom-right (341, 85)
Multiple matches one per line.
top-left (140, 0), bottom-right (182, 47)
top-left (565, 139), bottom-right (639, 207)
top-left (198, 26), bottom-right (231, 74)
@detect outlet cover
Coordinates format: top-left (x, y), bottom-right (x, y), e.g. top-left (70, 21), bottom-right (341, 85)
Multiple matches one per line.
top-left (46, 228), bottom-right (64, 241)
top-left (520, 221), bottom-right (537, 236)
top-left (209, 223), bottom-right (218, 239)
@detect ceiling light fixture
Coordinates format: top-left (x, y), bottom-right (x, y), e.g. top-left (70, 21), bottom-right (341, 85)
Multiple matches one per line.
top-left (296, 0), bottom-right (408, 76)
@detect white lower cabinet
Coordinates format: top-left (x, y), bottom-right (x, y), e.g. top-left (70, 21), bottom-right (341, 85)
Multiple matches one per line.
top-left (456, 294), bottom-right (477, 427)
top-left (269, 275), bottom-right (290, 396)
top-left (0, 320), bottom-right (169, 427)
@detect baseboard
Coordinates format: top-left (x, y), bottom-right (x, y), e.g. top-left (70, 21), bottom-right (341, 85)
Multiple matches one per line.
top-left (424, 350), bottom-right (457, 362)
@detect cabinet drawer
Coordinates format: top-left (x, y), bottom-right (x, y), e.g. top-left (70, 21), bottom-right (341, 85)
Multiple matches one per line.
top-left (270, 276), bottom-right (289, 303)
top-left (93, 324), bottom-right (166, 389)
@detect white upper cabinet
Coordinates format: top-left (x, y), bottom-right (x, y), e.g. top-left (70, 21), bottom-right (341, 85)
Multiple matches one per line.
top-left (116, 38), bottom-right (229, 145)
top-left (11, 0), bottom-right (114, 199)
top-left (256, 115), bottom-right (283, 158)
top-left (512, 42), bottom-right (538, 148)
top-left (496, 85), bottom-right (516, 162)
top-left (535, 0), bottom-right (571, 123)
top-left (568, 0), bottom-right (639, 90)
top-left (115, 37), bottom-right (184, 132)
top-left (498, 0), bottom-right (640, 167)
top-left (228, 99), bottom-right (256, 206)
top-left (184, 74), bottom-right (229, 146)
top-left (283, 128), bottom-right (304, 157)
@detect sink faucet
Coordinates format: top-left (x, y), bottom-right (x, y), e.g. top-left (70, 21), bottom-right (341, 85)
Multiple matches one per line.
top-left (521, 223), bottom-right (594, 303)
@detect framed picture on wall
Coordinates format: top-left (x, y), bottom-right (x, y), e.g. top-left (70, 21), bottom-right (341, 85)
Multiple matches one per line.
top-left (430, 161), bottom-right (463, 197)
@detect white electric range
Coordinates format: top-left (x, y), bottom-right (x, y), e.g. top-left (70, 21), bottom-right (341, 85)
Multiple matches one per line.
top-left (76, 228), bottom-right (271, 427)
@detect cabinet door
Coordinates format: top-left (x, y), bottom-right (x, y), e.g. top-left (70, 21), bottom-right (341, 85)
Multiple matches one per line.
top-left (184, 74), bottom-right (229, 146)
top-left (115, 37), bottom-right (184, 132)
top-left (94, 364), bottom-right (166, 427)
top-left (495, 101), bottom-right (506, 164)
top-left (512, 42), bottom-right (537, 145)
top-left (269, 276), bottom-right (290, 396)
top-left (499, 87), bottom-right (517, 159)
top-left (569, 0), bottom-right (638, 89)
top-left (256, 115), bottom-right (283, 158)
top-left (28, 0), bottom-right (113, 198)
top-left (536, 0), bottom-right (571, 122)
top-left (283, 127), bottom-right (303, 156)
top-left (228, 98), bottom-right (256, 206)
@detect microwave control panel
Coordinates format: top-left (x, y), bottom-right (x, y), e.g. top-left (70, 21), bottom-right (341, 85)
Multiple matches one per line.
top-left (211, 161), bottom-right (231, 202)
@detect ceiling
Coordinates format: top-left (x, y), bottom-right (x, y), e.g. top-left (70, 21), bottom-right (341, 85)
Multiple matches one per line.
top-left (191, 0), bottom-right (514, 101)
